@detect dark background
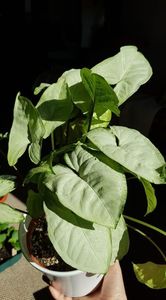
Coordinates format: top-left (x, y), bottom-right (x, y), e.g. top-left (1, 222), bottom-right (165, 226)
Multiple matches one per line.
top-left (0, 1), bottom-right (166, 299)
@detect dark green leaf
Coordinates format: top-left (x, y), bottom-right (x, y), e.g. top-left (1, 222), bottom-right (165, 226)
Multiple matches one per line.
top-left (69, 82), bottom-right (92, 114)
top-left (0, 233), bottom-right (7, 248)
top-left (26, 190), bottom-right (44, 218)
top-left (36, 80), bottom-right (74, 138)
top-left (80, 68), bottom-right (95, 101)
top-left (92, 73), bottom-right (120, 116)
top-left (139, 178), bottom-right (157, 215)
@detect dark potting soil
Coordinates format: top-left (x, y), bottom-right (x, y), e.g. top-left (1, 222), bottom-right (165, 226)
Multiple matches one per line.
top-left (0, 246), bottom-right (12, 263)
top-left (30, 218), bottom-right (75, 272)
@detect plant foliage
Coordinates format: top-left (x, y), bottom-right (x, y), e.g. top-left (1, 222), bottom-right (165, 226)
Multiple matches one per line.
top-left (0, 46), bottom-right (165, 288)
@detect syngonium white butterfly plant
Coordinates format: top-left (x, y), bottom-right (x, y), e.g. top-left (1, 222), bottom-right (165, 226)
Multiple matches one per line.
top-left (0, 45), bottom-right (166, 289)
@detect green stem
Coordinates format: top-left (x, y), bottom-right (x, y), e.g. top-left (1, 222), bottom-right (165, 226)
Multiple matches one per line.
top-left (126, 176), bottom-right (137, 180)
top-left (127, 223), bottom-right (166, 262)
top-left (51, 132), bottom-right (55, 151)
top-left (52, 143), bottom-right (76, 162)
top-left (87, 103), bottom-right (95, 133)
top-left (123, 214), bottom-right (166, 236)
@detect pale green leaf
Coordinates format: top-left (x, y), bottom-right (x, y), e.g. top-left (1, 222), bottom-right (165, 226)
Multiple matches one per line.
top-left (87, 126), bottom-right (166, 184)
top-left (91, 110), bottom-right (112, 129)
top-left (0, 203), bottom-right (24, 224)
top-left (92, 46), bottom-right (152, 105)
top-left (0, 175), bottom-right (16, 197)
top-left (133, 262), bottom-right (166, 289)
top-left (7, 93), bottom-right (45, 166)
top-left (34, 82), bottom-right (50, 95)
top-left (44, 201), bottom-right (112, 273)
top-left (139, 178), bottom-right (157, 215)
top-left (111, 215), bottom-right (129, 262)
top-left (62, 145), bottom-right (127, 227)
top-left (58, 46), bottom-right (152, 107)
top-left (36, 80), bottom-right (73, 138)
top-left (7, 93), bottom-right (30, 166)
top-left (59, 69), bottom-right (81, 87)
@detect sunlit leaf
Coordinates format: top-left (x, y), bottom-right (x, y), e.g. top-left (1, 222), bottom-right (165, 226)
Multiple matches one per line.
top-left (48, 145), bottom-right (127, 227)
top-left (44, 201), bottom-right (112, 273)
top-left (34, 82), bottom-right (50, 95)
top-left (139, 178), bottom-right (157, 215)
top-left (92, 46), bottom-right (152, 105)
top-left (111, 215), bottom-right (129, 262)
top-left (36, 80), bottom-right (73, 138)
top-left (0, 175), bottom-right (16, 197)
top-left (87, 126), bottom-right (166, 184)
top-left (0, 203), bottom-right (24, 224)
top-left (133, 262), bottom-right (166, 289)
top-left (59, 69), bottom-right (81, 87)
top-left (7, 93), bottom-right (30, 166)
top-left (7, 93), bottom-right (45, 165)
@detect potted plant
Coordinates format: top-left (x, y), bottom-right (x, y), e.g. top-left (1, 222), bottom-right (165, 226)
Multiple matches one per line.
top-left (0, 45), bottom-right (165, 296)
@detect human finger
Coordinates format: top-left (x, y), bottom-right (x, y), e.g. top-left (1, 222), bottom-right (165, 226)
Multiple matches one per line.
top-left (100, 260), bottom-right (127, 300)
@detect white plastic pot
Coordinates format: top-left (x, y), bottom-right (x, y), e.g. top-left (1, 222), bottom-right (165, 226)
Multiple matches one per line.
top-left (19, 215), bottom-right (104, 297)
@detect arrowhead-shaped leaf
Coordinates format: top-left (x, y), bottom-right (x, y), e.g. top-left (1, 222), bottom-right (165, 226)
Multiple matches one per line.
top-left (44, 201), bottom-right (111, 273)
top-left (92, 45), bottom-right (152, 105)
top-left (8, 93), bottom-right (45, 165)
top-left (87, 126), bottom-right (166, 184)
top-left (43, 145), bottom-right (127, 227)
top-left (7, 93), bottom-right (30, 166)
top-left (58, 46), bottom-right (152, 106)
